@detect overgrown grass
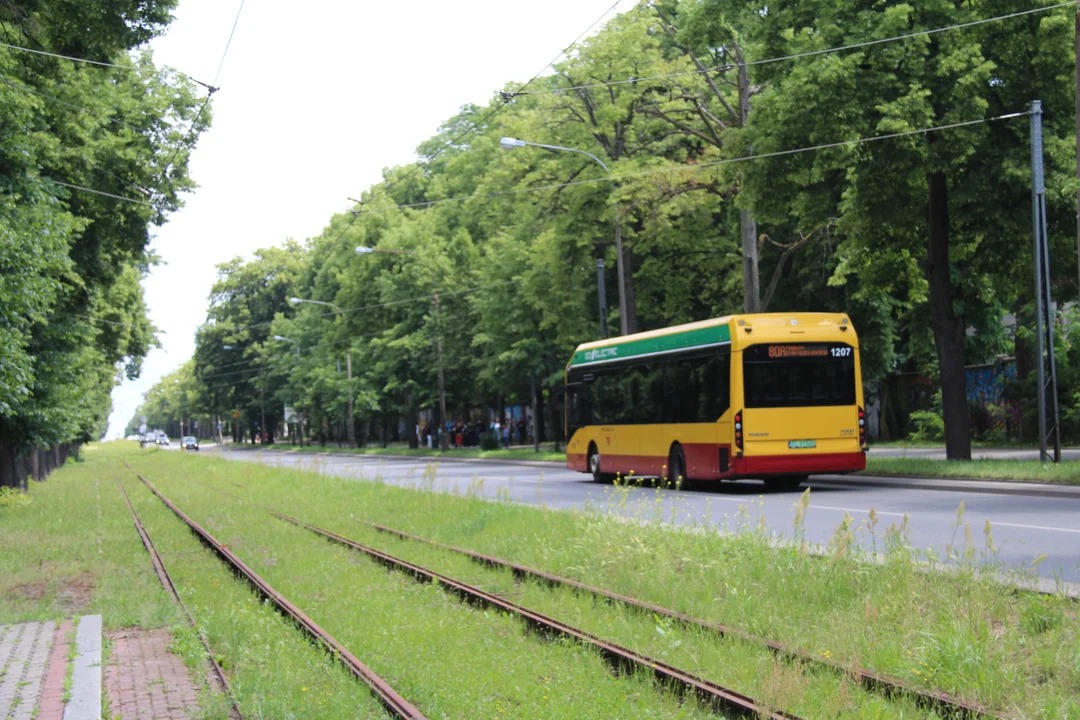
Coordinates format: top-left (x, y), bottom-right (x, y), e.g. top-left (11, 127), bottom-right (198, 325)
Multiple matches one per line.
top-left (125, 454), bottom-right (718, 720)
top-left (865, 457), bottom-right (1080, 484)
top-left (6, 444), bottom-right (1079, 718)
top-left (168, 449), bottom-right (1078, 718)
top-left (236, 442), bottom-right (567, 462)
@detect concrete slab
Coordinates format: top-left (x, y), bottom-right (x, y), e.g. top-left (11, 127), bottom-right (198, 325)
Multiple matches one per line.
top-left (64, 615), bottom-right (101, 720)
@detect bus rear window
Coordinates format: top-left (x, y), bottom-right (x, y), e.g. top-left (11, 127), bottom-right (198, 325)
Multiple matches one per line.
top-left (742, 343), bottom-right (855, 408)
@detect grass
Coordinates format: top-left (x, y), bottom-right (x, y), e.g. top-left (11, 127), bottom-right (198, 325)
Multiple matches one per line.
top-left (124, 453), bottom-right (718, 720)
top-left (865, 457), bottom-right (1080, 484)
top-left (150, 449), bottom-right (1076, 717)
top-left (4, 443), bottom-right (1079, 718)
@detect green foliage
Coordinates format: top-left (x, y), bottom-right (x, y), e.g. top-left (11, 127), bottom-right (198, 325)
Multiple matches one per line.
top-left (1, 0), bottom-right (209, 466)
top-left (0, 486), bottom-right (32, 508)
top-left (156, 0), bottom-right (1077, 446)
top-left (910, 390), bottom-right (946, 442)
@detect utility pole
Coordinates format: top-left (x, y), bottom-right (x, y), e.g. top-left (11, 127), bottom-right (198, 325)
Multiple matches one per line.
top-left (261, 373), bottom-right (267, 445)
top-left (346, 349), bottom-right (355, 447)
top-left (1030, 100), bottom-right (1063, 464)
top-left (434, 292), bottom-right (449, 450)
top-left (737, 54), bottom-right (760, 314)
top-left (596, 258), bottom-right (608, 338)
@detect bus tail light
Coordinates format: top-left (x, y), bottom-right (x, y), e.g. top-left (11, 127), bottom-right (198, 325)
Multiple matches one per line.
top-left (734, 410), bottom-right (743, 453)
top-left (858, 407), bottom-right (866, 447)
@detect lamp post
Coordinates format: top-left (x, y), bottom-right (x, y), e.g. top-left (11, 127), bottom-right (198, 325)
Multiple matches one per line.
top-left (500, 136), bottom-right (621, 337)
top-left (273, 335), bottom-right (303, 447)
top-left (290, 297), bottom-right (354, 446)
top-left (355, 246), bottom-right (450, 450)
top-left (218, 344), bottom-right (235, 443)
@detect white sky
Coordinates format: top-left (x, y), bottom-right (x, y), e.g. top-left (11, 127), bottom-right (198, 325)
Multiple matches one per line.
top-left (105, 0), bottom-right (626, 438)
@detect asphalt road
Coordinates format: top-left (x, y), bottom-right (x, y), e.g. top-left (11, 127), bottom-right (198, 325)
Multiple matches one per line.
top-left (213, 448), bottom-right (1080, 586)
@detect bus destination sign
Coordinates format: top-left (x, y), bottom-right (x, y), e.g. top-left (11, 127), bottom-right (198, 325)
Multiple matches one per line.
top-left (767, 344), bottom-right (828, 359)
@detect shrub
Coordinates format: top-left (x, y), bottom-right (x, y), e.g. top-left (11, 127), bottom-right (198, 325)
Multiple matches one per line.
top-left (910, 390), bottom-right (945, 442)
top-left (480, 432), bottom-right (500, 451)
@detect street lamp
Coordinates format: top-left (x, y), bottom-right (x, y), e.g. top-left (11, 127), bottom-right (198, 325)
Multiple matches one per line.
top-left (290, 297), bottom-right (355, 447)
top-left (273, 335), bottom-right (301, 357)
top-left (273, 335), bottom-right (304, 446)
top-left (355, 245), bottom-right (450, 450)
top-left (501, 136), bottom-right (620, 337)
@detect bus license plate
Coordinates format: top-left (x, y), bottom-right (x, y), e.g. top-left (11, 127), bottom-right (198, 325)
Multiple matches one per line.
top-left (788, 440), bottom-right (817, 449)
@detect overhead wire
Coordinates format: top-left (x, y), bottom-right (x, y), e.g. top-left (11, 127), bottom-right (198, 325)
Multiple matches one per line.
top-left (350, 111), bottom-right (1030, 214)
top-left (327, 0), bottom-right (628, 246)
top-left (512, 1), bottom-right (1079, 96)
top-left (213, 0), bottom-right (246, 87)
top-left (158, 0), bottom-right (246, 190)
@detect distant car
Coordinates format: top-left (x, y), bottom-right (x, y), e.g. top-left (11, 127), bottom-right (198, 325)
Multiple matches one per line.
top-left (181, 436), bottom-right (199, 451)
top-left (156, 434), bottom-right (170, 446)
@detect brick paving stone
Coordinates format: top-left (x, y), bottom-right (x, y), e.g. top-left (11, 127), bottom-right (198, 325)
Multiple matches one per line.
top-left (104, 629), bottom-right (199, 720)
top-left (0, 620), bottom-right (56, 720)
top-left (36, 620), bottom-right (73, 720)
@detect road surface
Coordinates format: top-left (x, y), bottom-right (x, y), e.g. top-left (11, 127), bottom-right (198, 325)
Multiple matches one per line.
top-left (213, 448), bottom-right (1080, 587)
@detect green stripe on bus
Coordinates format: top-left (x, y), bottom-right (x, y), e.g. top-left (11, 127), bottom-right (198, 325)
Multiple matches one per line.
top-left (570, 324), bottom-right (731, 367)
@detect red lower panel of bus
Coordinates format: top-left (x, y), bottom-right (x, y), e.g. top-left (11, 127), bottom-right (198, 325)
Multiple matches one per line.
top-left (731, 451), bottom-right (866, 476)
top-left (567, 444), bottom-right (731, 480)
top-left (568, 448), bottom-right (865, 479)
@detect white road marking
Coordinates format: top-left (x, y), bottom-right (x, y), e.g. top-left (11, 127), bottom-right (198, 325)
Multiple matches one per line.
top-left (991, 521), bottom-right (1080, 535)
top-left (810, 504), bottom-right (907, 518)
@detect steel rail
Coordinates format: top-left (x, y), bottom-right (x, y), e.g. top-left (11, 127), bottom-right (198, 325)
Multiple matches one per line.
top-left (354, 520), bottom-right (1004, 720)
top-left (112, 472), bottom-right (245, 720)
top-left (208, 485), bottom-right (1002, 720)
top-left (122, 462), bottom-right (426, 720)
top-left (264, 508), bottom-right (803, 720)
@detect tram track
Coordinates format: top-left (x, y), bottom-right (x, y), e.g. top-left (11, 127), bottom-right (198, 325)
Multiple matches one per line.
top-left (113, 470), bottom-right (245, 720)
top-left (353, 518), bottom-right (1004, 720)
top-left (208, 484), bottom-right (1004, 720)
top-left (190, 483), bottom-right (802, 718)
top-left (121, 461), bottom-right (427, 720)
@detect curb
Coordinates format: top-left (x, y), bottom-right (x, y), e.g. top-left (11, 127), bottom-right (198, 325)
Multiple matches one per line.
top-left (812, 474), bottom-right (1080, 500)
top-left (65, 615), bottom-right (101, 720)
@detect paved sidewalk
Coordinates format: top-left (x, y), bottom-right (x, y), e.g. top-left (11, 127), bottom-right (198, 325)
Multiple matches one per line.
top-left (0, 620), bottom-right (55, 720)
top-left (104, 628), bottom-right (198, 720)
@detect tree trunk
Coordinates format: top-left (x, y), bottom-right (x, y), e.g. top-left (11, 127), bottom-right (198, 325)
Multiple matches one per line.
top-left (926, 171), bottom-right (971, 460)
top-left (0, 446), bottom-right (16, 489)
top-left (530, 376), bottom-right (540, 453)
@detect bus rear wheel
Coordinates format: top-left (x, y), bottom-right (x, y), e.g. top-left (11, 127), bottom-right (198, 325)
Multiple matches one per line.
top-left (588, 444), bottom-right (614, 484)
top-left (764, 475), bottom-right (808, 492)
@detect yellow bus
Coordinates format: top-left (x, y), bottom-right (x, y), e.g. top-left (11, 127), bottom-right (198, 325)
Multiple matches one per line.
top-left (565, 313), bottom-right (866, 490)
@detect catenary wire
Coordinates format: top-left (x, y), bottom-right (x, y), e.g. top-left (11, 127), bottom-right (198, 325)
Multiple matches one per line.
top-left (158, 0), bottom-right (245, 190)
top-left (213, 0), bottom-right (246, 87)
top-left (329, 0), bottom-right (628, 246)
top-left (50, 179), bottom-right (155, 206)
top-left (513, 1), bottom-right (1079, 95)
top-left (355, 111), bottom-right (1030, 213)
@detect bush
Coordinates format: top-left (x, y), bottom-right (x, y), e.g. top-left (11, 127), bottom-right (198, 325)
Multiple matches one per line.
top-left (479, 432), bottom-right (500, 451)
top-left (0, 486), bottom-right (31, 508)
top-left (910, 390), bottom-right (945, 442)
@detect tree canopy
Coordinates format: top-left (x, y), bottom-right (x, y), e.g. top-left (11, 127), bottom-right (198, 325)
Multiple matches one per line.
top-left (131, 0), bottom-right (1079, 452)
top-left (1, 0), bottom-right (210, 483)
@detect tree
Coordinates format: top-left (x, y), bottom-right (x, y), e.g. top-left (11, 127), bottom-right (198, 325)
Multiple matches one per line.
top-left (736, 0), bottom-right (1077, 459)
